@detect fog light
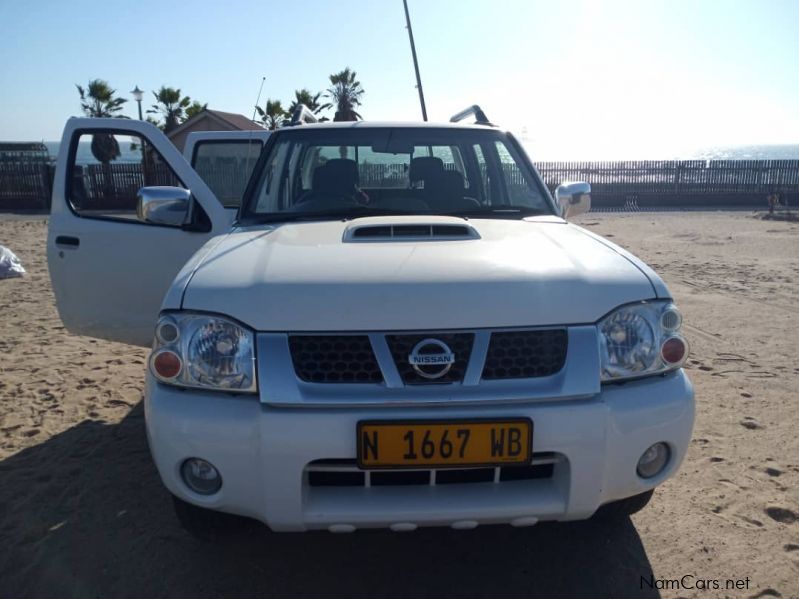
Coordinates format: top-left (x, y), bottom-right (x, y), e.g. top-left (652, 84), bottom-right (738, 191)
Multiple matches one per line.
top-left (181, 458), bottom-right (222, 495)
top-left (636, 443), bottom-right (670, 478)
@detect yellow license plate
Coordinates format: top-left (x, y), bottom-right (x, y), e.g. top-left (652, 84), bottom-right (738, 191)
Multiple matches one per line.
top-left (357, 419), bottom-right (533, 469)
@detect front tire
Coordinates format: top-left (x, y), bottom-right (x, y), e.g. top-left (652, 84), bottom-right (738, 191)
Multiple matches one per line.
top-left (172, 495), bottom-right (253, 541)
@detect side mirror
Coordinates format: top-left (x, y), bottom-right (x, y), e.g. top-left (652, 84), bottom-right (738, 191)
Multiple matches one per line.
top-left (137, 186), bottom-right (191, 226)
top-left (555, 181), bottom-right (591, 219)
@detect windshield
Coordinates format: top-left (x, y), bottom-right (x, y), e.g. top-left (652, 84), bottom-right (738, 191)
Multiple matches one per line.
top-left (240, 127), bottom-right (555, 222)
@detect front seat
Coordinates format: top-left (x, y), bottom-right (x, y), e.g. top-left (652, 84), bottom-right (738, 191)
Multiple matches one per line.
top-left (295, 158), bottom-right (360, 209)
top-left (409, 156), bottom-right (444, 188)
top-left (312, 158), bottom-right (359, 197)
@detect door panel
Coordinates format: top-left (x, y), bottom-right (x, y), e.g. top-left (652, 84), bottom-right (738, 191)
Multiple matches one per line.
top-left (48, 118), bottom-right (230, 347)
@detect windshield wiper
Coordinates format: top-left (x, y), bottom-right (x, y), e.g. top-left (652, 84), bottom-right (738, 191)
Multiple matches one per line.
top-left (445, 206), bottom-right (550, 219)
top-left (242, 207), bottom-right (423, 224)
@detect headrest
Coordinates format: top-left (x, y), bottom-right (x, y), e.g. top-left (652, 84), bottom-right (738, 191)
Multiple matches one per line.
top-left (409, 156), bottom-right (444, 182)
top-left (312, 158), bottom-right (359, 195)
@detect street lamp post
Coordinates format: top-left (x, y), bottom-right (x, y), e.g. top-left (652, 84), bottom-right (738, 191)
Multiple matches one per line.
top-left (130, 86), bottom-right (147, 184)
top-left (131, 86), bottom-right (144, 120)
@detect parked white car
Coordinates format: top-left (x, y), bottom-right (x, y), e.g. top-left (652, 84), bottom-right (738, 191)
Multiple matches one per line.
top-left (48, 106), bottom-right (694, 536)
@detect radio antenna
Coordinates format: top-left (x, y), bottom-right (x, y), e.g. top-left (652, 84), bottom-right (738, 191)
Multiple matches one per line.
top-left (251, 76), bottom-right (266, 123)
top-left (245, 76), bottom-right (267, 166)
top-left (402, 0), bottom-right (428, 121)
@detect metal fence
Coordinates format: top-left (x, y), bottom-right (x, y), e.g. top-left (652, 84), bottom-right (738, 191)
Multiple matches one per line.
top-left (0, 162), bottom-right (53, 208)
top-left (0, 143), bottom-right (53, 209)
top-left (1, 158), bottom-right (798, 211)
top-left (71, 162), bottom-right (179, 211)
top-left (535, 159), bottom-right (799, 207)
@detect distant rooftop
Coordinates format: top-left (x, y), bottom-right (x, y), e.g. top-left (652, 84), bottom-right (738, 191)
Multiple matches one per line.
top-left (204, 109), bottom-right (264, 131)
top-left (166, 109), bottom-right (264, 139)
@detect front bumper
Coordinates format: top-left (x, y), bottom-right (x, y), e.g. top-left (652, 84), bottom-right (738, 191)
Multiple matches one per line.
top-left (144, 370), bottom-right (694, 532)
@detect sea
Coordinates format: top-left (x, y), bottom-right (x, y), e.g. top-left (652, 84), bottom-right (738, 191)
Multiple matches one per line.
top-left (42, 141), bottom-right (799, 164)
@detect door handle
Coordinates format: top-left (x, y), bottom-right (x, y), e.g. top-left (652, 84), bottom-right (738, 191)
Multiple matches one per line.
top-left (55, 235), bottom-right (80, 247)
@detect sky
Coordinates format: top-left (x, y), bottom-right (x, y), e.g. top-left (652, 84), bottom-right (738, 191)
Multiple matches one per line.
top-left (1, 0), bottom-right (798, 159)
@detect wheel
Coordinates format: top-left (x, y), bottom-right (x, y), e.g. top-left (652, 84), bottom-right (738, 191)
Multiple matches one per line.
top-left (595, 489), bottom-right (655, 519)
top-left (172, 495), bottom-right (253, 541)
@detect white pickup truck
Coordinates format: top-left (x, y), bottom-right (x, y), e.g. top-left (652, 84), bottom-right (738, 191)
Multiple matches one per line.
top-left (47, 106), bottom-right (694, 536)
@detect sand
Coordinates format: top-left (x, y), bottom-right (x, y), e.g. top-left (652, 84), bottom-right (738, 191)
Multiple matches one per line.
top-left (0, 212), bottom-right (796, 599)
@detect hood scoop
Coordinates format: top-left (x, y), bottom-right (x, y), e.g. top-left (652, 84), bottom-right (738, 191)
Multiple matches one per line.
top-left (344, 223), bottom-right (480, 242)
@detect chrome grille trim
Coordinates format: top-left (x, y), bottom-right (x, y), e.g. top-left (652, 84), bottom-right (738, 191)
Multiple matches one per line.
top-left (386, 332), bottom-right (474, 385)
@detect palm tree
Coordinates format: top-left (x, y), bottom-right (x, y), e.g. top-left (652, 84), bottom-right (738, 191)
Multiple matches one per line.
top-left (148, 86), bottom-right (192, 133)
top-left (255, 99), bottom-right (287, 130)
top-left (75, 79), bottom-right (127, 164)
top-left (325, 68), bottom-right (364, 121)
top-left (185, 101), bottom-right (208, 121)
top-left (288, 89), bottom-right (330, 120)
top-left (76, 79), bottom-right (127, 118)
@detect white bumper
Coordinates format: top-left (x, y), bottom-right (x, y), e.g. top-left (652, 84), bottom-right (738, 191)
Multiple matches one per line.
top-left (144, 371), bottom-right (694, 532)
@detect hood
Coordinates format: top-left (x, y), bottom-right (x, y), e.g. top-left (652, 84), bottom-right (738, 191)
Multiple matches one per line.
top-left (181, 216), bottom-right (659, 331)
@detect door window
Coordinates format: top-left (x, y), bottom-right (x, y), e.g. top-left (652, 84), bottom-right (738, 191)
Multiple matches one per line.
top-left (68, 131), bottom-right (183, 222)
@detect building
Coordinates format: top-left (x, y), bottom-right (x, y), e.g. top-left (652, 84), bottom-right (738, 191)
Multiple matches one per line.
top-left (167, 109), bottom-right (264, 152)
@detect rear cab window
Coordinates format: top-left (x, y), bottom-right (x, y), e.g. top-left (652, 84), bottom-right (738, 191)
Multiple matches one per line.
top-left (191, 140), bottom-right (263, 208)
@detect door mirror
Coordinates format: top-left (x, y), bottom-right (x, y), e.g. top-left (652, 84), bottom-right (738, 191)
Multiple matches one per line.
top-left (137, 186), bottom-right (191, 226)
top-left (555, 181), bottom-right (591, 218)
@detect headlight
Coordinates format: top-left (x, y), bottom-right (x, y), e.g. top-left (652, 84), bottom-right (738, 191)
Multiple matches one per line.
top-left (150, 313), bottom-right (256, 393)
top-left (599, 301), bottom-right (688, 382)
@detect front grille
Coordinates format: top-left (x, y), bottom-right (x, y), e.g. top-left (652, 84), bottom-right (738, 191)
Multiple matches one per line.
top-left (386, 333), bottom-right (474, 384)
top-left (306, 454), bottom-right (560, 487)
top-left (288, 335), bottom-right (383, 384)
top-left (286, 329), bottom-right (568, 387)
top-left (482, 329), bottom-right (568, 380)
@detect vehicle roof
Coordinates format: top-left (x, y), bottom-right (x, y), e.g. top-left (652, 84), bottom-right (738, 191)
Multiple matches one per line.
top-left (281, 120), bottom-right (503, 131)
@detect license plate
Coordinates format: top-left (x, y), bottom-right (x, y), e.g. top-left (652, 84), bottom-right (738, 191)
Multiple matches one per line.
top-left (357, 418), bottom-right (533, 469)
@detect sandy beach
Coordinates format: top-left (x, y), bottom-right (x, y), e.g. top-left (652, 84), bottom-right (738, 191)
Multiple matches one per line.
top-left (0, 212), bottom-right (796, 598)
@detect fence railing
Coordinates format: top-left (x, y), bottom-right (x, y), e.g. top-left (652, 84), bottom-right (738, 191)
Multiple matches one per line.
top-left (1, 159), bottom-right (797, 210)
top-left (534, 159), bottom-right (799, 207)
top-left (71, 163), bottom-right (178, 211)
top-left (0, 162), bottom-right (53, 208)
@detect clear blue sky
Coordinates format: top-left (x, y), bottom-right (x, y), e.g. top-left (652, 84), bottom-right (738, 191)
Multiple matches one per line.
top-left (1, 0), bottom-right (797, 158)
